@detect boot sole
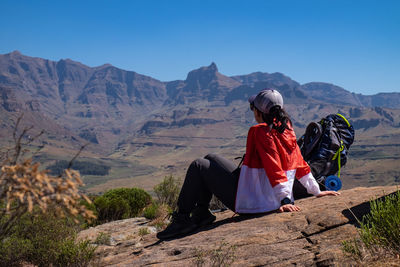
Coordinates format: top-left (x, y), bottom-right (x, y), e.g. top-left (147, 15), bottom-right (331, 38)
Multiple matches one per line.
top-left (156, 224), bottom-right (198, 240)
top-left (195, 215), bottom-right (216, 228)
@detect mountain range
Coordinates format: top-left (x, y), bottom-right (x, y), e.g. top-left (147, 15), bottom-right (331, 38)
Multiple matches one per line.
top-left (1, 50), bottom-right (399, 193)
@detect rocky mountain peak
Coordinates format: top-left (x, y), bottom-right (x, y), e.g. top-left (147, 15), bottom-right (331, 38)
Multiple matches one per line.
top-left (185, 62), bottom-right (218, 82)
top-left (56, 58), bottom-right (91, 69)
top-left (96, 63), bottom-right (113, 69)
top-left (1, 50), bottom-right (24, 62)
top-left (167, 62), bottom-right (241, 103)
top-left (209, 62), bottom-right (218, 71)
top-left (9, 50), bottom-right (22, 56)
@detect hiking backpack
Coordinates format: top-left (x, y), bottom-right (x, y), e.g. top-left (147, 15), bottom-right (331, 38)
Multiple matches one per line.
top-left (293, 114), bottom-right (355, 199)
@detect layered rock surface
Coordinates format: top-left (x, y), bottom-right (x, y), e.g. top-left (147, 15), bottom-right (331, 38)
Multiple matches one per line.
top-left (79, 186), bottom-right (399, 266)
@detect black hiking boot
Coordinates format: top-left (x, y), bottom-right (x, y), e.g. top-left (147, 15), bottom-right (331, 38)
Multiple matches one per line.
top-left (191, 207), bottom-right (216, 227)
top-left (156, 212), bottom-right (197, 240)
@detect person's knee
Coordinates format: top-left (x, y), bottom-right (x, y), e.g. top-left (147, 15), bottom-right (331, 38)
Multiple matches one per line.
top-left (190, 158), bottom-right (209, 170)
top-left (204, 153), bottom-right (218, 161)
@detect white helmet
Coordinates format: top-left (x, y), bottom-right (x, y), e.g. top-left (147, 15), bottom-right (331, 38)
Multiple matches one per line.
top-left (248, 88), bottom-right (283, 114)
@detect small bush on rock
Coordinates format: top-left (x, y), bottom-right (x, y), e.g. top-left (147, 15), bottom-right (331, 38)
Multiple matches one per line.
top-left (94, 188), bottom-right (151, 223)
top-left (94, 232), bottom-right (111, 245)
top-left (138, 228), bottom-right (150, 236)
top-left (153, 175), bottom-right (181, 210)
top-left (94, 196), bottom-right (131, 222)
top-left (143, 203), bottom-right (159, 220)
top-left (147, 204), bottom-right (171, 230)
top-left (342, 190), bottom-right (400, 263)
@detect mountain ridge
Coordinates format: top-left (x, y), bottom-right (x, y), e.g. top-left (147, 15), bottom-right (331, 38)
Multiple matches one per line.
top-left (2, 51), bottom-right (399, 108)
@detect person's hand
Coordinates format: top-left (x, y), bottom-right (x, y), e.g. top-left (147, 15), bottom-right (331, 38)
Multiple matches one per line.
top-left (279, 204), bottom-right (301, 212)
top-left (317, 191), bottom-right (341, 197)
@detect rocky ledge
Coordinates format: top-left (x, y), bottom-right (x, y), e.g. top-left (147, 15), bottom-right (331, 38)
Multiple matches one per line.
top-left (78, 186), bottom-right (399, 266)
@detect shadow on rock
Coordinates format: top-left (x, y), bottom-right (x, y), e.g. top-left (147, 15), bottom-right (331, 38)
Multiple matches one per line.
top-left (152, 210), bottom-right (276, 244)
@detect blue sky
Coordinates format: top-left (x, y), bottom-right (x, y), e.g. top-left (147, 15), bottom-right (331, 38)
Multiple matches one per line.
top-left (0, 0), bottom-right (399, 95)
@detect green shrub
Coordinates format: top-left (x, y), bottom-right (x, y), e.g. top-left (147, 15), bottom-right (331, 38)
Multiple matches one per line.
top-left (342, 190), bottom-right (400, 262)
top-left (94, 187), bottom-right (152, 223)
top-left (147, 204), bottom-right (171, 230)
top-left (359, 191), bottom-right (400, 252)
top-left (143, 203), bottom-right (159, 220)
top-left (94, 232), bottom-right (111, 245)
top-left (0, 208), bottom-right (96, 267)
top-left (138, 228), bottom-right (150, 236)
top-left (342, 238), bottom-right (362, 260)
top-left (94, 196), bottom-right (131, 222)
top-left (0, 236), bottom-right (33, 267)
top-left (154, 175), bottom-right (181, 210)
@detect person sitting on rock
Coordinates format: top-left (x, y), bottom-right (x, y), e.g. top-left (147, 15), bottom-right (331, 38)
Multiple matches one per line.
top-left (157, 88), bottom-right (340, 240)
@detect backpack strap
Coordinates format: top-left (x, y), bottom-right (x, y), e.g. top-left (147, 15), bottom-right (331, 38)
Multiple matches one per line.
top-left (332, 113), bottom-right (351, 178)
top-left (336, 113), bottom-right (351, 127)
top-left (332, 141), bottom-right (345, 177)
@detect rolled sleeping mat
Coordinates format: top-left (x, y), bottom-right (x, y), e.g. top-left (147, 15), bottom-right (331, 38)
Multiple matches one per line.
top-left (325, 175), bottom-right (342, 191)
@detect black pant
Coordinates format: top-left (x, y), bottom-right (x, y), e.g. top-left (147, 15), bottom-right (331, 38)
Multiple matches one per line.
top-left (177, 154), bottom-right (240, 213)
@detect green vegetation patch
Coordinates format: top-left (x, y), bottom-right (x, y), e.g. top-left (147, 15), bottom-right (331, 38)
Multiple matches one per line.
top-left (153, 175), bottom-right (181, 211)
top-left (0, 208), bottom-right (96, 267)
top-left (94, 187), bottom-right (152, 223)
top-left (342, 190), bottom-right (400, 263)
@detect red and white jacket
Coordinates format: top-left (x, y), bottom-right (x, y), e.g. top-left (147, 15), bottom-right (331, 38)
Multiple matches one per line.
top-left (235, 123), bottom-right (321, 213)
